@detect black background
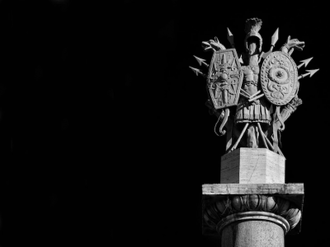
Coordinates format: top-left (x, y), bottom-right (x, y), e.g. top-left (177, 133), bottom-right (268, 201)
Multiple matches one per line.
top-left (0, 0), bottom-right (328, 246)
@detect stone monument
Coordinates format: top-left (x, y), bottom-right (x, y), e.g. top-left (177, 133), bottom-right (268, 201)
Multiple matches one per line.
top-left (190, 18), bottom-right (319, 247)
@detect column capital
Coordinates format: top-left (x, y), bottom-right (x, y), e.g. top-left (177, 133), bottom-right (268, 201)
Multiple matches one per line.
top-left (202, 184), bottom-right (304, 235)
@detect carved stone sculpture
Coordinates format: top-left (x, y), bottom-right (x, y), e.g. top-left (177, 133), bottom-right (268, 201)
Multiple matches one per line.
top-left (196, 18), bottom-right (316, 246)
top-left (202, 183), bottom-right (305, 246)
top-left (203, 194), bottom-right (302, 234)
top-left (190, 17), bottom-right (319, 155)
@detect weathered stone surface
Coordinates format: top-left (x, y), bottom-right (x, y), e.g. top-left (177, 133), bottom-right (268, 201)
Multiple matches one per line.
top-left (202, 183), bottom-right (303, 196)
top-left (193, 18), bottom-right (318, 153)
top-left (220, 148), bottom-right (285, 183)
top-left (197, 17), bottom-right (313, 246)
top-left (202, 183), bottom-right (304, 235)
top-left (221, 214), bottom-right (285, 247)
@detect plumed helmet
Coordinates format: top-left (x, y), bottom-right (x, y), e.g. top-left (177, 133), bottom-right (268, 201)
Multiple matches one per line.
top-left (244, 18), bottom-right (263, 52)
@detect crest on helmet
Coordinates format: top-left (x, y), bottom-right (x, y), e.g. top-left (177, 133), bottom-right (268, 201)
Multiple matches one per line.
top-left (260, 51), bottom-right (298, 105)
top-left (207, 49), bottom-right (243, 109)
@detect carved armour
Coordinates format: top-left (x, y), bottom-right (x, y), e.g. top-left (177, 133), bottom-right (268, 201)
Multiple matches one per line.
top-left (235, 65), bottom-right (271, 124)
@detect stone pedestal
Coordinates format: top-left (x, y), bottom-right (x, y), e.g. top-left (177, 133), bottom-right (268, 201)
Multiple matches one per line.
top-left (202, 149), bottom-right (304, 247)
top-left (220, 148), bottom-right (285, 183)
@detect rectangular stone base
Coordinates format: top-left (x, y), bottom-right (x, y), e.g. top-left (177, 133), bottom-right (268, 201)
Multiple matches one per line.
top-left (202, 183), bottom-right (304, 235)
top-left (220, 148), bottom-right (285, 184)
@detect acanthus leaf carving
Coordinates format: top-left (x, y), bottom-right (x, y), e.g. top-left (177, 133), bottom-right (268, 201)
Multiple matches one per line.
top-left (203, 194), bottom-right (302, 233)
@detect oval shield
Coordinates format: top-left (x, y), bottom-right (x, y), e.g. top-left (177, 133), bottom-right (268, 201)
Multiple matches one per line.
top-left (260, 51), bottom-right (298, 105)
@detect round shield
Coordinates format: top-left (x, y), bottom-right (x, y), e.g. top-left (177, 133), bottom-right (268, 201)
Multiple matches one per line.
top-left (260, 51), bottom-right (298, 105)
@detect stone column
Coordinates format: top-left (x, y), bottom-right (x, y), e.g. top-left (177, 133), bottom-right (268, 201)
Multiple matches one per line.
top-left (202, 149), bottom-right (304, 247)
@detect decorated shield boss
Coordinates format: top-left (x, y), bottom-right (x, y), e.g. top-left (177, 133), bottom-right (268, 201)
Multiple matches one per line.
top-left (207, 49), bottom-right (243, 110)
top-left (260, 51), bottom-right (298, 105)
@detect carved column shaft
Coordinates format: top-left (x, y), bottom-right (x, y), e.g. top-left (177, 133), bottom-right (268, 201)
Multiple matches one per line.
top-left (221, 212), bottom-right (285, 247)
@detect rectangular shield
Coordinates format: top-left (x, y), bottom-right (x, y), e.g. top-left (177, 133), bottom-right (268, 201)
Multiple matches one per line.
top-left (207, 49), bottom-right (243, 110)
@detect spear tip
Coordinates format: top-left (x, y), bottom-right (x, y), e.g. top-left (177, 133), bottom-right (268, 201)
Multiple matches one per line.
top-left (227, 27), bottom-right (235, 47)
top-left (306, 68), bottom-right (319, 77)
top-left (301, 57), bottom-right (313, 66)
top-left (271, 27), bottom-right (279, 46)
top-left (193, 55), bottom-right (202, 66)
top-left (189, 66), bottom-right (205, 77)
top-left (227, 27), bottom-right (233, 37)
top-left (193, 55), bottom-right (208, 67)
top-left (297, 57), bottom-right (313, 69)
top-left (239, 55), bottom-right (243, 64)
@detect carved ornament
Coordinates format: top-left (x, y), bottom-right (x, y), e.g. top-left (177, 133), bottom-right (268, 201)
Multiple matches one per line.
top-left (207, 49), bottom-right (243, 110)
top-left (260, 51), bottom-right (298, 105)
top-left (203, 194), bottom-right (301, 234)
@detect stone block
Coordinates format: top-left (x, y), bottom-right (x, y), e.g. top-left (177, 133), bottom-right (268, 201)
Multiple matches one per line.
top-left (220, 148), bottom-right (285, 184)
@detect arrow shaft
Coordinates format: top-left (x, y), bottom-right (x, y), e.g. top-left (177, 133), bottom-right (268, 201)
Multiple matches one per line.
top-left (202, 61), bottom-right (209, 67)
top-left (298, 73), bottom-right (308, 80)
top-left (289, 48), bottom-right (294, 56)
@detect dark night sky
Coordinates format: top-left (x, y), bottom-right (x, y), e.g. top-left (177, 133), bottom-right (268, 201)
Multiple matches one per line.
top-left (0, 0), bottom-right (328, 246)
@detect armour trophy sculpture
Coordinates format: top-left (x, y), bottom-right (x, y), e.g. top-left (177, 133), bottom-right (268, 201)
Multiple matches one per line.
top-left (190, 17), bottom-right (319, 156)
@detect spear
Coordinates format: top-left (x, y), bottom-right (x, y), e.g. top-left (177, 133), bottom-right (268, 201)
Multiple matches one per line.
top-left (230, 57), bottom-right (236, 69)
top-left (260, 28), bottom-right (279, 61)
top-left (193, 55), bottom-right (209, 67)
top-left (289, 48), bottom-right (294, 56)
top-left (201, 41), bottom-right (216, 52)
top-left (227, 27), bottom-right (235, 48)
top-left (189, 66), bottom-right (206, 77)
top-left (270, 28), bottom-right (279, 52)
top-left (298, 69), bottom-right (319, 80)
top-left (297, 57), bottom-right (313, 69)
top-left (238, 55), bottom-right (243, 64)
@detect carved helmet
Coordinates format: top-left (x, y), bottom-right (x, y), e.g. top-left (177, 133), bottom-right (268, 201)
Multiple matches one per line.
top-left (244, 18), bottom-right (263, 53)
